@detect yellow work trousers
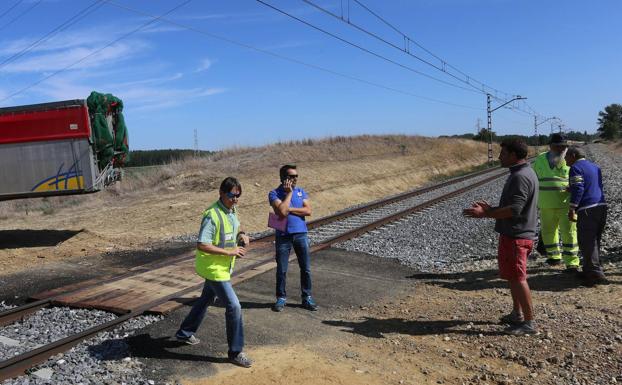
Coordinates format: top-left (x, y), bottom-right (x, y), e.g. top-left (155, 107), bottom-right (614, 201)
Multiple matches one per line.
top-left (540, 208), bottom-right (579, 267)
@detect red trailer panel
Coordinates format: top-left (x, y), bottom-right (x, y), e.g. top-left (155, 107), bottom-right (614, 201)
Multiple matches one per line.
top-left (0, 100), bottom-right (91, 145)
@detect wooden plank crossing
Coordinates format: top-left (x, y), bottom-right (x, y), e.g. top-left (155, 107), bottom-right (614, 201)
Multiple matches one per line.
top-left (30, 241), bottom-right (279, 315)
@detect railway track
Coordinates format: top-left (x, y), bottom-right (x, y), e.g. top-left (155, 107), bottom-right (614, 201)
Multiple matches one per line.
top-left (0, 163), bottom-right (509, 381)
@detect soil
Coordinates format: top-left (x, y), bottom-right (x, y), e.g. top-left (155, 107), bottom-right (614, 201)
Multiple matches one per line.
top-left (0, 137), bottom-right (492, 276)
top-left (181, 261), bottom-right (622, 385)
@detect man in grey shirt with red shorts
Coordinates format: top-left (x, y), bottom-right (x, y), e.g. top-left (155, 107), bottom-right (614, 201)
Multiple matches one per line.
top-left (463, 138), bottom-right (539, 335)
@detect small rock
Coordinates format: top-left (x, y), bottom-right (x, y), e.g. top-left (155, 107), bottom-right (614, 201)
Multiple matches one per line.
top-left (32, 368), bottom-right (54, 380)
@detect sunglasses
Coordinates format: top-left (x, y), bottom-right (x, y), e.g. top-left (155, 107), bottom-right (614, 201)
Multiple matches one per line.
top-left (286, 174), bottom-right (298, 179)
top-left (225, 192), bottom-right (241, 199)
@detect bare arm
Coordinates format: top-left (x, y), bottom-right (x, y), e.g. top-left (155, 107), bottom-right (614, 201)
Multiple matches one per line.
top-left (289, 199), bottom-right (312, 217)
top-left (197, 242), bottom-right (246, 257)
top-left (271, 179), bottom-right (294, 217)
top-left (463, 201), bottom-right (513, 219)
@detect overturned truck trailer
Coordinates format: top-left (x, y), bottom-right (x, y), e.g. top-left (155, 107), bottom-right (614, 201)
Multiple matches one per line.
top-left (0, 92), bottom-right (129, 201)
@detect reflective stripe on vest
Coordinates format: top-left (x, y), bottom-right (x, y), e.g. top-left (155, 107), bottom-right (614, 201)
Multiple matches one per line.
top-left (213, 207), bottom-right (237, 249)
top-left (195, 201), bottom-right (238, 281)
top-left (534, 152), bottom-right (570, 208)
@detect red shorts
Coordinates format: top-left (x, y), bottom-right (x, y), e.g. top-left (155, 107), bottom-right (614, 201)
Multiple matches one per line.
top-left (497, 234), bottom-right (534, 282)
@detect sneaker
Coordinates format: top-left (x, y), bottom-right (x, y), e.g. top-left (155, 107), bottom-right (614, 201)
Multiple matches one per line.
top-left (229, 352), bottom-right (253, 368)
top-left (272, 297), bottom-right (286, 312)
top-left (500, 310), bottom-right (524, 325)
top-left (176, 334), bottom-right (200, 345)
top-left (505, 321), bottom-right (537, 336)
top-left (302, 297), bottom-right (318, 311)
top-left (546, 258), bottom-right (562, 266)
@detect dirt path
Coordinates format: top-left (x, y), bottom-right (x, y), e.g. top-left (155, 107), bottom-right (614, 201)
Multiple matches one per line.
top-left (183, 260), bottom-right (622, 385)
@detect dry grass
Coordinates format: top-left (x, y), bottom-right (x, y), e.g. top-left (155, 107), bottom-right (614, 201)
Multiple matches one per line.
top-left (0, 135), bottom-right (493, 218)
top-left (0, 134), bottom-right (498, 275)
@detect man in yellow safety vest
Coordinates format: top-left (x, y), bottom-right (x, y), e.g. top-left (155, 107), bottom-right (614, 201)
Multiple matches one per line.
top-left (175, 177), bottom-right (253, 368)
top-left (533, 133), bottom-right (580, 271)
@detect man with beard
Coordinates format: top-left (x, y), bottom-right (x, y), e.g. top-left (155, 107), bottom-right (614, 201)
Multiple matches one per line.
top-left (533, 133), bottom-right (579, 271)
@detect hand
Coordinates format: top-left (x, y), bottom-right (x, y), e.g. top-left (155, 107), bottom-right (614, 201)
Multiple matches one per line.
top-left (463, 201), bottom-right (488, 218)
top-left (238, 234), bottom-right (250, 247)
top-left (475, 200), bottom-right (492, 211)
top-left (568, 209), bottom-right (577, 222)
top-left (228, 247), bottom-right (246, 257)
top-left (283, 179), bottom-right (293, 193)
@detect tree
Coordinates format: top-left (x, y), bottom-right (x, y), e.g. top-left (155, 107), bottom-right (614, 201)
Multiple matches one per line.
top-left (597, 103), bottom-right (622, 140)
top-left (473, 128), bottom-right (496, 142)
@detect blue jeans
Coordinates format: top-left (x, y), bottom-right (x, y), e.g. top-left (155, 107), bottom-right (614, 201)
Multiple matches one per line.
top-left (176, 280), bottom-right (244, 357)
top-left (275, 232), bottom-right (312, 299)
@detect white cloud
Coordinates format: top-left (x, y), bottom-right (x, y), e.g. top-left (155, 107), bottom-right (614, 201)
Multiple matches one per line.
top-left (0, 40), bottom-right (149, 73)
top-left (194, 58), bottom-right (213, 73)
top-left (125, 86), bottom-right (227, 111)
top-left (25, 70), bottom-right (226, 112)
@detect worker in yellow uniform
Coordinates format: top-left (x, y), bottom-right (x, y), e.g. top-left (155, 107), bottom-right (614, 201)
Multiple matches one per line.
top-left (533, 133), bottom-right (579, 271)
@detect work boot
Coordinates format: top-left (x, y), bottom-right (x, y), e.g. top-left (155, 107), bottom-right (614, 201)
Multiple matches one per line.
top-left (563, 266), bottom-right (579, 274)
top-left (546, 258), bottom-right (562, 266)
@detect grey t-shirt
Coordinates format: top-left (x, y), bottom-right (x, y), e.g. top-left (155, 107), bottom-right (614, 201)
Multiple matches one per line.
top-left (494, 162), bottom-right (539, 240)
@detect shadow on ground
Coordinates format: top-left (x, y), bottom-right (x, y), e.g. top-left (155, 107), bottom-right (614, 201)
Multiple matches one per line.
top-left (408, 266), bottom-right (620, 292)
top-left (323, 318), bottom-right (502, 338)
top-left (125, 334), bottom-right (229, 363)
top-left (0, 229), bottom-right (83, 249)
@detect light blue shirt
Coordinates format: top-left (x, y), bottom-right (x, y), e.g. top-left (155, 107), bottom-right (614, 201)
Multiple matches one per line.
top-left (198, 200), bottom-right (240, 244)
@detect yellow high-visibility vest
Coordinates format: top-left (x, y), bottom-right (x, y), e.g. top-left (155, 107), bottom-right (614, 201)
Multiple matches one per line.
top-left (195, 201), bottom-right (239, 281)
top-left (533, 152), bottom-right (570, 209)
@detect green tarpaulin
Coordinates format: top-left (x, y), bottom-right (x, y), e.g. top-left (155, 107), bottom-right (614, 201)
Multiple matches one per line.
top-left (87, 91), bottom-right (130, 170)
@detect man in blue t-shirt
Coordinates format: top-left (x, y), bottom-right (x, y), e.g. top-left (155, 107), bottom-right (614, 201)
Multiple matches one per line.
top-left (268, 164), bottom-right (317, 312)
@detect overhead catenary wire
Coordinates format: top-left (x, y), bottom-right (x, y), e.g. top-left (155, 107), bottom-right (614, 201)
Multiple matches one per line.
top-left (0, 0), bottom-right (193, 104)
top-left (103, 0), bottom-right (483, 110)
top-left (0, 0), bottom-right (25, 20)
top-left (298, 0), bottom-right (539, 118)
top-left (302, 0), bottom-right (509, 100)
top-left (255, 0), bottom-right (480, 95)
top-left (259, 0), bottom-right (540, 120)
top-left (0, 0), bottom-right (483, 111)
top-left (0, 0), bottom-right (43, 33)
top-left (351, 0), bottom-right (512, 101)
top-left (0, 0), bottom-right (107, 71)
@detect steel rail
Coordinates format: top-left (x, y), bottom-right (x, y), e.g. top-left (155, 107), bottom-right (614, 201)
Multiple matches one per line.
top-left (0, 163), bottom-right (508, 381)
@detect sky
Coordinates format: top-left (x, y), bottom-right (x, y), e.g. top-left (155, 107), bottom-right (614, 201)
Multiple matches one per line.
top-left (0, 0), bottom-right (620, 150)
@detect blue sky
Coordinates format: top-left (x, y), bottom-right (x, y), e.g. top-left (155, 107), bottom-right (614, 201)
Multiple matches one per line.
top-left (0, 0), bottom-right (620, 150)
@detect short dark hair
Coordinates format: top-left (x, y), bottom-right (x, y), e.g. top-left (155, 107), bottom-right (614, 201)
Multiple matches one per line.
top-left (219, 177), bottom-right (242, 195)
top-left (566, 145), bottom-right (586, 159)
top-left (500, 139), bottom-right (528, 160)
top-left (279, 164), bottom-right (297, 182)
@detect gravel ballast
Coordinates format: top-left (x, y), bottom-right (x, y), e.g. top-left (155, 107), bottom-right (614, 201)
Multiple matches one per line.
top-left (1, 144), bottom-right (619, 385)
top-left (338, 143), bottom-right (622, 273)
